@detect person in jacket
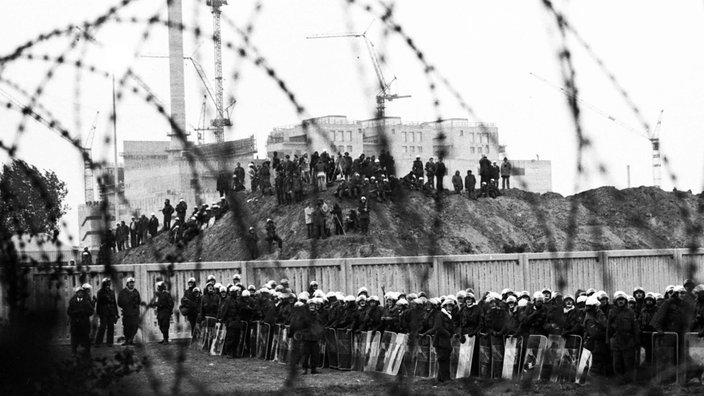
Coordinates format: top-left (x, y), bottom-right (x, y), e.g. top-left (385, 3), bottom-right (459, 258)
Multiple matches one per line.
top-left (233, 163), bottom-right (246, 191)
top-left (216, 169), bottom-right (230, 197)
top-left (583, 295), bottom-right (608, 376)
top-left (199, 283), bottom-right (220, 323)
top-left (81, 246), bottom-right (93, 267)
top-left (129, 217), bottom-right (139, 247)
top-left (175, 199), bottom-right (188, 223)
top-left (451, 170), bottom-right (463, 194)
top-left (298, 298), bottom-right (325, 374)
top-left (412, 156), bottom-right (423, 180)
top-left (117, 277), bottom-right (141, 346)
top-left (358, 197), bottom-right (370, 235)
top-left (563, 295), bottom-right (584, 336)
top-left (312, 201), bottom-right (325, 239)
top-left (464, 170), bottom-right (477, 199)
top-left (652, 285), bottom-right (692, 335)
top-left (148, 213), bottom-right (159, 238)
top-left (220, 290), bottom-right (244, 358)
top-left (459, 292), bottom-right (482, 339)
top-left (606, 291), bottom-right (640, 382)
top-left (151, 281), bottom-right (174, 344)
top-left (423, 298), bottom-right (456, 382)
top-left (265, 218), bottom-right (283, 252)
top-left (435, 159), bottom-right (447, 192)
top-left (500, 157), bottom-right (512, 189)
top-left (331, 203), bottom-right (344, 235)
top-left (632, 287), bottom-right (646, 321)
top-left (95, 278), bottom-right (118, 347)
top-left (161, 199), bottom-right (174, 231)
top-left (138, 214), bottom-right (149, 245)
top-left (245, 226), bottom-right (259, 259)
top-left (425, 157), bottom-right (436, 187)
top-left (68, 286), bottom-right (95, 357)
top-left (479, 154), bottom-right (491, 186)
top-left (180, 277), bottom-right (200, 335)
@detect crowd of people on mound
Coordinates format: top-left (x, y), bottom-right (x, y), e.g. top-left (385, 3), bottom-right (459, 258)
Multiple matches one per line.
top-left (219, 151), bottom-right (514, 204)
top-left (83, 151), bottom-right (514, 261)
top-left (68, 274), bottom-right (704, 383)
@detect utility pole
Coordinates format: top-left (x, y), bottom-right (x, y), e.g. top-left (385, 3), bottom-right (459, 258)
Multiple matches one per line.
top-left (112, 75), bottom-right (119, 223)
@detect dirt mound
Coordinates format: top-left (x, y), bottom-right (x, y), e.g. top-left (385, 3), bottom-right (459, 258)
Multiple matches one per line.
top-left (115, 185), bottom-right (704, 264)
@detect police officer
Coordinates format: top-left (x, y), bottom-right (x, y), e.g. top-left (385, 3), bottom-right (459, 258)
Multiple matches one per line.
top-left (607, 291), bottom-right (640, 382)
top-left (68, 286), bottom-right (94, 357)
top-left (95, 278), bottom-right (118, 347)
top-left (117, 277), bottom-right (141, 346)
top-left (180, 277), bottom-right (200, 334)
top-left (424, 298), bottom-right (456, 382)
top-left (152, 281), bottom-right (174, 344)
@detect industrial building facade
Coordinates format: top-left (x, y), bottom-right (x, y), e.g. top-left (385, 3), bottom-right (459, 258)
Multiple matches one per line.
top-left (266, 115), bottom-right (552, 192)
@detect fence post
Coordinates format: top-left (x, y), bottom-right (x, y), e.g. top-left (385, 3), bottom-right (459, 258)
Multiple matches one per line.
top-left (520, 253), bottom-right (529, 292)
top-left (599, 251), bottom-right (610, 294)
top-left (342, 259), bottom-right (350, 295)
top-left (432, 257), bottom-right (442, 297)
top-left (241, 260), bottom-right (249, 287)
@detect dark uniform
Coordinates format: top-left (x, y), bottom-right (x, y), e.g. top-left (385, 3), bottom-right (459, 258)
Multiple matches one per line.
top-left (153, 285), bottom-right (174, 344)
top-left (426, 306), bottom-right (454, 382)
top-left (117, 281), bottom-right (141, 345)
top-left (161, 200), bottom-right (174, 231)
top-left (606, 298), bottom-right (640, 380)
top-left (265, 220), bottom-right (283, 252)
top-left (67, 290), bottom-right (94, 356)
top-left (583, 305), bottom-right (608, 376)
top-left (95, 280), bottom-right (118, 346)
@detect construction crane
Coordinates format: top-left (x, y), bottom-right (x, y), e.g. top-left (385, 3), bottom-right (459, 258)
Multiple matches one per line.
top-left (82, 111), bottom-right (100, 202)
top-left (206, 0), bottom-right (230, 142)
top-left (530, 72), bottom-right (664, 187)
top-left (307, 23), bottom-right (410, 119)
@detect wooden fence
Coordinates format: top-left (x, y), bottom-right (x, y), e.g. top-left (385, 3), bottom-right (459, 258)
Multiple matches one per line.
top-left (1, 248), bottom-right (703, 344)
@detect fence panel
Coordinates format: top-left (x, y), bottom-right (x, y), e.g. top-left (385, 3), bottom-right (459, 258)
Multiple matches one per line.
top-left (248, 260), bottom-right (343, 296)
top-left (349, 259), bottom-right (433, 298)
top-left (607, 252), bottom-right (678, 295)
top-left (441, 257), bottom-right (521, 296)
top-left (527, 256), bottom-right (601, 295)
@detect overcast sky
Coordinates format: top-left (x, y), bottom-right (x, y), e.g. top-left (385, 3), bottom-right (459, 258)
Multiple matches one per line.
top-left (1, 0), bottom-right (703, 244)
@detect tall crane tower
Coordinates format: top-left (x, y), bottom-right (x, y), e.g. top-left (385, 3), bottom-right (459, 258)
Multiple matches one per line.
top-left (82, 111), bottom-right (100, 202)
top-left (307, 24), bottom-right (410, 119)
top-left (206, 0), bottom-right (231, 142)
top-left (530, 72), bottom-right (665, 187)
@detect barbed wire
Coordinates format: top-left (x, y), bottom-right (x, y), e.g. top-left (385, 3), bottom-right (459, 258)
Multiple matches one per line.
top-left (0, 0), bottom-right (701, 395)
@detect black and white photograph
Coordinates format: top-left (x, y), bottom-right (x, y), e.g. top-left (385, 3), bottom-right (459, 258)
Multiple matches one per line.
top-left (1, 1), bottom-right (704, 395)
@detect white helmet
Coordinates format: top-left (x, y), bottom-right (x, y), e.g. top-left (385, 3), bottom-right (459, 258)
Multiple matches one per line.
top-left (586, 296), bottom-right (600, 306)
top-left (613, 291), bottom-right (628, 301)
top-left (241, 290), bottom-right (250, 297)
top-left (577, 295), bottom-right (588, 304)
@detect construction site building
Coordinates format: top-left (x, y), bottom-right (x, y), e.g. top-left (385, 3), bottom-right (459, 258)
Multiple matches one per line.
top-left (266, 115), bottom-right (552, 192)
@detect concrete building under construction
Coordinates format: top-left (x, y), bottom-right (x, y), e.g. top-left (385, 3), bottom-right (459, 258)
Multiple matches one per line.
top-left (77, 0), bottom-right (256, 248)
top-left (267, 115), bottom-right (553, 193)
